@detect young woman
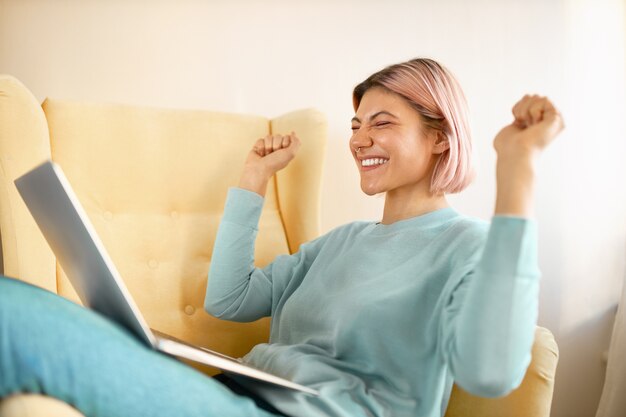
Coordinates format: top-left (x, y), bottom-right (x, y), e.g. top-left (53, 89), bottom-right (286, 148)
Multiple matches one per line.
top-left (0, 58), bottom-right (564, 417)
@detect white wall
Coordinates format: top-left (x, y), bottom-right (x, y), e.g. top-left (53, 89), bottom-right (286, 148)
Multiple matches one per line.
top-left (1, 1), bottom-right (625, 416)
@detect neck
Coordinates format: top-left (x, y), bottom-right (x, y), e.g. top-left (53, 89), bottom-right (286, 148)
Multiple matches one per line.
top-left (381, 184), bottom-right (449, 225)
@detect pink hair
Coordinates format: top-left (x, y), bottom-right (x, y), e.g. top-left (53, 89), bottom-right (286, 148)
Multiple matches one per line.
top-left (353, 58), bottom-right (475, 194)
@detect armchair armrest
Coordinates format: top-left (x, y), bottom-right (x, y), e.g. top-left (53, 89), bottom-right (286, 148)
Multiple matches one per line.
top-left (0, 394), bottom-right (85, 417)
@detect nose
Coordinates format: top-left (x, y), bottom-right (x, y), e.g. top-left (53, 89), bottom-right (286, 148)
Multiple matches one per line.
top-left (350, 127), bottom-right (373, 153)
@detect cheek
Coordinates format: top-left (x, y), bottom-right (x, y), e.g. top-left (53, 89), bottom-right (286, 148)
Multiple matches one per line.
top-left (392, 145), bottom-right (433, 175)
top-left (395, 133), bottom-right (431, 157)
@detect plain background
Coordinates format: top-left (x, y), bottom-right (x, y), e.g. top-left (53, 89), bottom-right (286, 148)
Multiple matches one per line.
top-left (1, 0), bottom-right (625, 416)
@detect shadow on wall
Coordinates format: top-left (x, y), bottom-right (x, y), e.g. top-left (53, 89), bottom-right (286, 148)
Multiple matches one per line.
top-left (552, 304), bottom-right (619, 417)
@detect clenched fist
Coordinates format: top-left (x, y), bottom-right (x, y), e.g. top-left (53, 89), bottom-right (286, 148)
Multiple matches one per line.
top-left (493, 95), bottom-right (565, 217)
top-left (494, 95), bottom-right (565, 158)
top-left (239, 132), bottom-right (301, 197)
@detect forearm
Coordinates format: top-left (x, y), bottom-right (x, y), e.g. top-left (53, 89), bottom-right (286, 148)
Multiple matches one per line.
top-left (494, 152), bottom-right (538, 218)
top-left (204, 188), bottom-right (272, 321)
top-left (448, 218), bottom-right (540, 397)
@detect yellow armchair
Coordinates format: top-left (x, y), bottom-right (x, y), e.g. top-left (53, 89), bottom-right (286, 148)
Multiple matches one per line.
top-left (0, 75), bottom-right (558, 417)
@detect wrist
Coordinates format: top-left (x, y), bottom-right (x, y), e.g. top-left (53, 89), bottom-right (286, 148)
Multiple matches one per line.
top-left (495, 144), bottom-right (540, 165)
top-left (496, 149), bottom-right (538, 182)
top-left (239, 165), bottom-right (272, 197)
top-left (494, 155), bottom-right (537, 218)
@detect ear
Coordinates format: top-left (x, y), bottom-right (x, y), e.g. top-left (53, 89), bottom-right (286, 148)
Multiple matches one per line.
top-left (432, 131), bottom-right (449, 154)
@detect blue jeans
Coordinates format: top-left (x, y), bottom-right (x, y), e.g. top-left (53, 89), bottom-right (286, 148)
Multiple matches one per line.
top-left (0, 276), bottom-right (282, 417)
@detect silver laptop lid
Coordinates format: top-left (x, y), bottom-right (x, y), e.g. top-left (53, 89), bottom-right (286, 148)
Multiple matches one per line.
top-left (15, 161), bottom-right (156, 347)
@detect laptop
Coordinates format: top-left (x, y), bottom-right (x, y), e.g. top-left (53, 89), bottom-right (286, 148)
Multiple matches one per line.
top-left (14, 160), bottom-right (318, 397)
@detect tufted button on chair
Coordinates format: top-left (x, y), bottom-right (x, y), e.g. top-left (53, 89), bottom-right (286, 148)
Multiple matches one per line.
top-left (0, 75), bottom-right (558, 417)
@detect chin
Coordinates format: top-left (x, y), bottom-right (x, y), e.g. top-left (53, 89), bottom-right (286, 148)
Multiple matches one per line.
top-left (360, 183), bottom-right (385, 196)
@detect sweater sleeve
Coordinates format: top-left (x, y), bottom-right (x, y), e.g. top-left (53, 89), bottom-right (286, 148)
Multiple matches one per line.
top-left (440, 216), bottom-right (540, 397)
top-left (204, 187), bottom-right (325, 323)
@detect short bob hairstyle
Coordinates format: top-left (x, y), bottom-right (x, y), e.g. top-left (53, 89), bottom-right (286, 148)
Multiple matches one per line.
top-left (353, 58), bottom-right (474, 195)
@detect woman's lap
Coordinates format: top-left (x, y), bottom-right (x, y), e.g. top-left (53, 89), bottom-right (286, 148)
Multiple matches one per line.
top-left (0, 276), bottom-right (280, 417)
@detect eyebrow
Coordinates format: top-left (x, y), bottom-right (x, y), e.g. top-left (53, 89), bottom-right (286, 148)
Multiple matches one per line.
top-left (351, 111), bottom-right (398, 124)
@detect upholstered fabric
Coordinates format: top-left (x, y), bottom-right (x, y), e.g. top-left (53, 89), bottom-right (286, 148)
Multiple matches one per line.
top-left (0, 75), bottom-right (56, 293)
top-left (0, 74), bottom-right (557, 417)
top-left (42, 98), bottom-right (288, 357)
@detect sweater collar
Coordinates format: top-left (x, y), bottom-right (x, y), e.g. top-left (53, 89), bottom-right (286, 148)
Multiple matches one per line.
top-left (368, 207), bottom-right (460, 235)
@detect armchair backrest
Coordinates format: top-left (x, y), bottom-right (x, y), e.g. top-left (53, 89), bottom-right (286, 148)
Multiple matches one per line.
top-left (0, 74), bottom-right (327, 363)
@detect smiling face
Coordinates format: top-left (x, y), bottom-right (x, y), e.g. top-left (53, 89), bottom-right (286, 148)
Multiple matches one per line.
top-left (349, 87), bottom-right (448, 196)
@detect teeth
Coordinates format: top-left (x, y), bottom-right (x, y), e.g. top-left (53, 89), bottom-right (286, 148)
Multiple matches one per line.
top-left (361, 158), bottom-right (388, 167)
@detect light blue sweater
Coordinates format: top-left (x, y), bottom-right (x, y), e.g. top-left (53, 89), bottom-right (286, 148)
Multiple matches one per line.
top-left (205, 188), bottom-right (540, 417)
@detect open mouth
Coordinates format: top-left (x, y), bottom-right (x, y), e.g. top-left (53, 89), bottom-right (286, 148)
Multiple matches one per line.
top-left (361, 158), bottom-right (389, 169)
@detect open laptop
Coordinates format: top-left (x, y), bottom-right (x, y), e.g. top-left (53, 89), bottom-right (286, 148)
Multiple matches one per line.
top-left (14, 160), bottom-right (318, 397)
